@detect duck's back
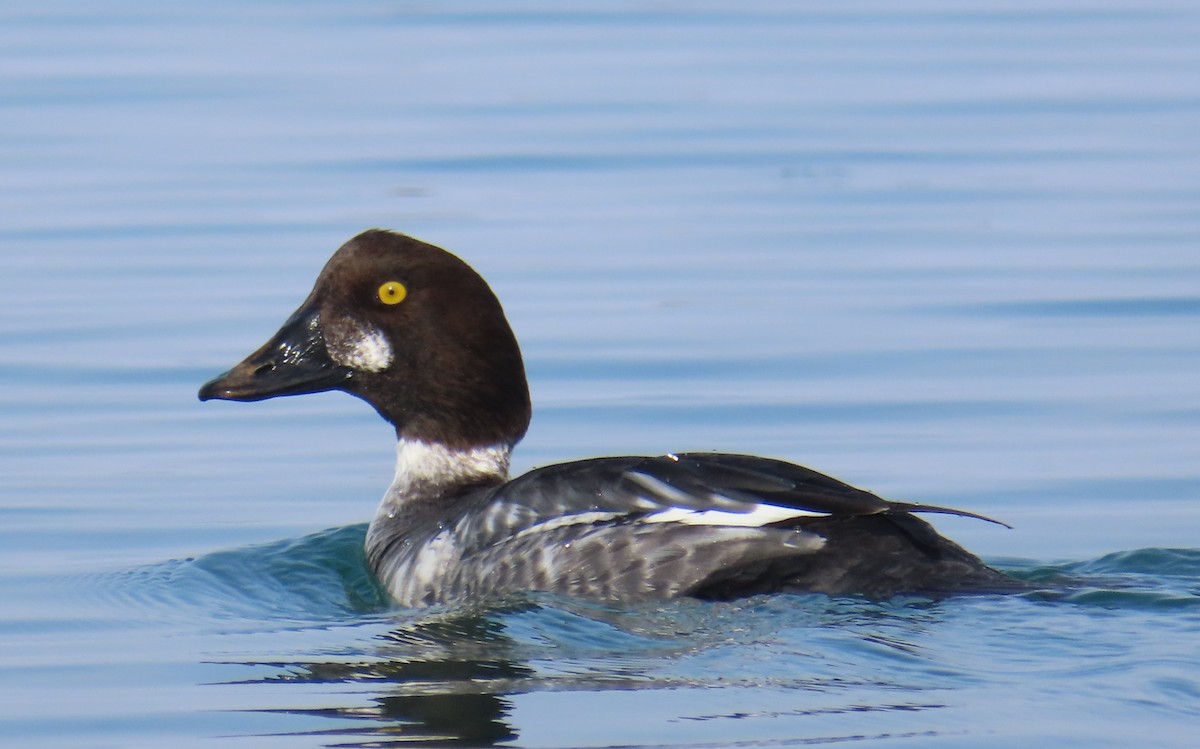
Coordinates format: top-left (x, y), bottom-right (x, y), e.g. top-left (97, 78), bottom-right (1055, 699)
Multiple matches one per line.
top-left (690, 511), bottom-right (1021, 600)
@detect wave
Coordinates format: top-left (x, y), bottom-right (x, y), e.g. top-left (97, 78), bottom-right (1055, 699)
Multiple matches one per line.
top-left (80, 527), bottom-right (1200, 627)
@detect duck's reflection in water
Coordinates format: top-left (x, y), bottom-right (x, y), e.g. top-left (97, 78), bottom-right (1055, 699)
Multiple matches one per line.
top-left (229, 608), bottom-right (532, 747)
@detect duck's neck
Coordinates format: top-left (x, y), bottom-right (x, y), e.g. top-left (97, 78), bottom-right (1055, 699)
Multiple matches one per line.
top-left (375, 436), bottom-right (513, 520)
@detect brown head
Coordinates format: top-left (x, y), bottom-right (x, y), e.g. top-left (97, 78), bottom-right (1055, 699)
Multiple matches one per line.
top-left (199, 230), bottom-right (531, 450)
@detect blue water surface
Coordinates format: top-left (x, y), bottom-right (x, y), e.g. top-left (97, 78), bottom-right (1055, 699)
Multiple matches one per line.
top-left (2, 2), bottom-right (1199, 747)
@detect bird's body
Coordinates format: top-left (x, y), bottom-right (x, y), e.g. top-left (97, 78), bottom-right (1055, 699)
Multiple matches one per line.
top-left (200, 230), bottom-right (1017, 607)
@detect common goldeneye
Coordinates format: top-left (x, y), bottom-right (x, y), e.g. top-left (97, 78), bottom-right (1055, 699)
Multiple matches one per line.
top-left (199, 229), bottom-right (1018, 607)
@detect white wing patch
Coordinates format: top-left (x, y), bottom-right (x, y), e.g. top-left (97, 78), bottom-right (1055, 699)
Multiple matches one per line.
top-left (643, 504), bottom-right (826, 527)
top-left (506, 504), bottom-right (825, 540)
top-left (503, 504), bottom-right (828, 558)
top-left (625, 469), bottom-right (828, 527)
top-left (625, 471), bottom-right (693, 504)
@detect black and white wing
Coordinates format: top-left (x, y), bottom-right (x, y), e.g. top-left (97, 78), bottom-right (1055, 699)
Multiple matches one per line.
top-left (400, 453), bottom-right (1009, 605)
top-left (458, 452), bottom-right (1003, 547)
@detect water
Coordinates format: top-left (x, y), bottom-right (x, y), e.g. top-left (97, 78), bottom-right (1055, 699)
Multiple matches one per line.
top-left (2, 1), bottom-right (1199, 746)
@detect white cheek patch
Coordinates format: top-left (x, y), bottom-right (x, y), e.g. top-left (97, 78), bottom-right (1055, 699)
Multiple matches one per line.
top-left (329, 319), bottom-right (394, 372)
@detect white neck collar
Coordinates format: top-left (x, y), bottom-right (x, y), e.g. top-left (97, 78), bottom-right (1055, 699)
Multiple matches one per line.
top-left (378, 437), bottom-right (512, 518)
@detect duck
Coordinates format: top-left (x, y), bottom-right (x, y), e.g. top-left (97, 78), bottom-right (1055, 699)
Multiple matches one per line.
top-left (199, 229), bottom-right (1020, 607)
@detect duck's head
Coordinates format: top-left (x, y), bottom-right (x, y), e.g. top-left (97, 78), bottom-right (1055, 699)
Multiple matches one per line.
top-left (199, 230), bottom-right (531, 450)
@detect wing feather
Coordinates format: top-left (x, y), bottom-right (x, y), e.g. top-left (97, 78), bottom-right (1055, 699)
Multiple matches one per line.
top-left (451, 452), bottom-right (1007, 555)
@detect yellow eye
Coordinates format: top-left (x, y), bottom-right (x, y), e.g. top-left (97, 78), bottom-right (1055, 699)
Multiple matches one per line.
top-left (377, 281), bottom-right (407, 305)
